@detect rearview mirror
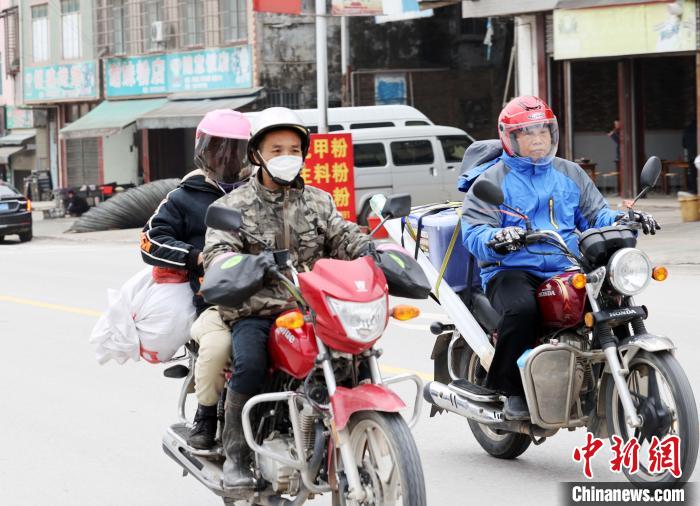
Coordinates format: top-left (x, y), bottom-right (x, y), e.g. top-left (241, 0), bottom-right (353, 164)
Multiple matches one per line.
top-left (382, 194), bottom-right (411, 219)
top-left (205, 204), bottom-right (242, 232)
top-left (472, 179), bottom-right (504, 207)
top-left (639, 156), bottom-right (661, 190)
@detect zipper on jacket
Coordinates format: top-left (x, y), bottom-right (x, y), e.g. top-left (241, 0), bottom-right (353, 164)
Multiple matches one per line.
top-left (549, 197), bottom-right (559, 229)
top-left (283, 187), bottom-right (291, 250)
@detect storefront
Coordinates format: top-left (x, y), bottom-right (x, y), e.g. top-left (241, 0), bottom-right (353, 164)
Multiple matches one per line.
top-left (550, 0), bottom-right (698, 197)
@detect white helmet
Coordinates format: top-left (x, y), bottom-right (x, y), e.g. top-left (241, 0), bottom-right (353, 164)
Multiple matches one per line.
top-left (247, 107), bottom-right (310, 165)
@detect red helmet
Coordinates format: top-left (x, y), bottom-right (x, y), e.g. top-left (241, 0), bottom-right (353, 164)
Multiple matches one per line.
top-left (498, 96), bottom-right (559, 165)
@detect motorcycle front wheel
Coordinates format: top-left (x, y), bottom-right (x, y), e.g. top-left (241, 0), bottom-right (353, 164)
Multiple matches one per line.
top-left (332, 411), bottom-right (426, 506)
top-left (606, 350), bottom-right (699, 484)
top-left (462, 345), bottom-right (531, 459)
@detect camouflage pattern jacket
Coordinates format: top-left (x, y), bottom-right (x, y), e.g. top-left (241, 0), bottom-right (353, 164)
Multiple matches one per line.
top-left (203, 172), bottom-right (370, 326)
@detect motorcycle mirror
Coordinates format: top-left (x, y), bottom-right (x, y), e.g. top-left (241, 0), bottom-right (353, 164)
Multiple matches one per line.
top-left (205, 204), bottom-right (242, 232)
top-left (639, 156), bottom-right (661, 190)
top-left (472, 179), bottom-right (504, 206)
top-left (382, 193), bottom-right (412, 219)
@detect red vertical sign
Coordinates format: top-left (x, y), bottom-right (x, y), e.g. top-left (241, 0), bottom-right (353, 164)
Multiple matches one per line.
top-left (302, 133), bottom-right (357, 222)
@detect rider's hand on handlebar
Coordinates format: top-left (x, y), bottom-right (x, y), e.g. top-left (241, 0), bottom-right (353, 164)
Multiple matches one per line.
top-left (617, 211), bottom-right (661, 235)
top-left (490, 226), bottom-right (526, 253)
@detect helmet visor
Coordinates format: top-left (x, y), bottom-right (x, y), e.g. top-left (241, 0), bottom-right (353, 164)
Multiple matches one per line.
top-left (195, 134), bottom-right (252, 184)
top-left (508, 120), bottom-right (559, 166)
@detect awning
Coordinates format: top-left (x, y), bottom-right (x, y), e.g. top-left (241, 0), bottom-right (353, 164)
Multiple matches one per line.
top-left (59, 98), bottom-right (168, 139)
top-left (0, 130), bottom-right (37, 146)
top-left (556, 0), bottom-right (668, 8)
top-left (0, 146), bottom-right (25, 164)
top-left (459, 0), bottom-right (558, 17)
top-left (136, 95), bottom-right (259, 130)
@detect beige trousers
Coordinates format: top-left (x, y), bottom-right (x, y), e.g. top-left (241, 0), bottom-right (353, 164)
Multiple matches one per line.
top-left (190, 307), bottom-right (231, 406)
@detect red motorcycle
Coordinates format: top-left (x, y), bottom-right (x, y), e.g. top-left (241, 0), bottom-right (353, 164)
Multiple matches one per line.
top-left (162, 195), bottom-right (428, 505)
top-left (425, 157), bottom-right (698, 484)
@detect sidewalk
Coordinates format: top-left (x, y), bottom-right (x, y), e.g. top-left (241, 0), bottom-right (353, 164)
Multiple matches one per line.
top-left (30, 196), bottom-right (699, 264)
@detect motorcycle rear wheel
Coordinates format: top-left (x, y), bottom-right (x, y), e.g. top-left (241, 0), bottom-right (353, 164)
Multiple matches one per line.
top-left (462, 345), bottom-right (531, 460)
top-left (332, 411), bottom-right (426, 506)
top-left (606, 350), bottom-right (699, 484)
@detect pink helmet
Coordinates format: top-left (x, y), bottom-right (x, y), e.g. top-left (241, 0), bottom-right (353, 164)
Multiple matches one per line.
top-left (194, 109), bottom-right (252, 184)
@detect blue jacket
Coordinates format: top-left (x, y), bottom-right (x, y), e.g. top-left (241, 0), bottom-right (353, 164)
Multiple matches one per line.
top-left (460, 149), bottom-right (620, 290)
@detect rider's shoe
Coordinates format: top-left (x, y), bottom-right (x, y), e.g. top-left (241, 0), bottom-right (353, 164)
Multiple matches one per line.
top-left (222, 391), bottom-right (255, 491)
top-left (187, 403), bottom-right (218, 449)
top-left (504, 395), bottom-right (530, 420)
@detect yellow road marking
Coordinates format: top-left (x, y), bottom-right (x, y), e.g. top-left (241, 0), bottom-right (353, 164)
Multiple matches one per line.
top-left (0, 295), bottom-right (103, 317)
top-left (0, 294), bottom-right (435, 379)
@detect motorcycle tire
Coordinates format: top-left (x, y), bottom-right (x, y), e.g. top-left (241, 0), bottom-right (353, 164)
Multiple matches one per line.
top-left (462, 345), bottom-right (532, 460)
top-left (332, 411), bottom-right (427, 506)
top-left (605, 349), bottom-right (698, 484)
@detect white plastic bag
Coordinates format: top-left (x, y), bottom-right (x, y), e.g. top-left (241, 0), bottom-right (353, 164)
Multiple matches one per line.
top-left (89, 267), bottom-right (196, 365)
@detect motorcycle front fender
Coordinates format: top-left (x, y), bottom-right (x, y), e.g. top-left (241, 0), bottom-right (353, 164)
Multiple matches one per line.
top-left (619, 333), bottom-right (675, 355)
top-left (330, 384), bottom-right (405, 430)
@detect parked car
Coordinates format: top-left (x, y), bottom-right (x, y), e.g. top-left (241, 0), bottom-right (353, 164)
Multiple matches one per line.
top-left (350, 125), bottom-right (471, 224)
top-left (246, 105), bottom-right (434, 134)
top-left (0, 182), bottom-right (32, 242)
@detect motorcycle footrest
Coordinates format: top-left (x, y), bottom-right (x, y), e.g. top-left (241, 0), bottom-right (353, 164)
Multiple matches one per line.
top-left (168, 422), bottom-right (224, 459)
top-left (164, 364), bottom-right (190, 379)
top-left (448, 379), bottom-right (501, 403)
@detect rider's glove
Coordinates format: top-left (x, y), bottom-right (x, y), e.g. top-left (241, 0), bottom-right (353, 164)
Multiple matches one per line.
top-left (493, 226), bottom-right (526, 253)
top-left (633, 211), bottom-right (661, 235)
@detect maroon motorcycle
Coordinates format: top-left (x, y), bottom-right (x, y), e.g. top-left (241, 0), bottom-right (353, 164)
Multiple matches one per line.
top-left (424, 157), bottom-right (698, 485)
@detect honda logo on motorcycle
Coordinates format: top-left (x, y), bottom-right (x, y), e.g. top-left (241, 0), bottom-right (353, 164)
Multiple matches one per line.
top-left (355, 280), bottom-right (368, 292)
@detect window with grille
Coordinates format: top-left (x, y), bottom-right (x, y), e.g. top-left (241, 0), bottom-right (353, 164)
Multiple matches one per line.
top-left (61, 0), bottom-right (82, 60)
top-left (144, 0), bottom-right (165, 52)
top-left (2, 7), bottom-right (19, 75)
top-left (220, 0), bottom-right (247, 43)
top-left (180, 0), bottom-right (204, 47)
top-left (31, 4), bottom-right (49, 63)
top-left (113, 0), bottom-right (129, 55)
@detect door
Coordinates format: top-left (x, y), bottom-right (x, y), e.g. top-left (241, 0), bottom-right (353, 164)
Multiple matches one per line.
top-left (352, 141), bottom-right (392, 222)
top-left (388, 138), bottom-right (443, 206)
top-left (438, 135), bottom-right (471, 201)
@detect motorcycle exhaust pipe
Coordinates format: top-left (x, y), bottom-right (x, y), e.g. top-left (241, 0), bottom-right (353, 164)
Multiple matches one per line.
top-left (423, 381), bottom-right (503, 425)
top-left (423, 381), bottom-right (556, 438)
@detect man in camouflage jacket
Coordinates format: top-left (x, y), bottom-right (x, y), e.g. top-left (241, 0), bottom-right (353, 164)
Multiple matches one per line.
top-left (202, 107), bottom-right (369, 490)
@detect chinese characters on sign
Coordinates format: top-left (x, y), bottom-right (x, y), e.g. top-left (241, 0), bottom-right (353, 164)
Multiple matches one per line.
top-left (105, 46), bottom-right (253, 98)
top-left (302, 133), bottom-right (357, 222)
top-left (572, 432), bottom-right (682, 479)
top-left (6, 106), bottom-right (35, 129)
top-left (331, 0), bottom-right (383, 16)
top-left (24, 61), bottom-right (98, 102)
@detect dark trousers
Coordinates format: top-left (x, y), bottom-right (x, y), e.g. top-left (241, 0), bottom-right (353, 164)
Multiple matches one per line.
top-left (485, 270), bottom-right (541, 396)
top-left (229, 317), bottom-right (275, 395)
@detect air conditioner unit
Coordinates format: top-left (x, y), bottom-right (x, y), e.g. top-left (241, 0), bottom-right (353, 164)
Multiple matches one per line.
top-left (151, 21), bottom-right (164, 42)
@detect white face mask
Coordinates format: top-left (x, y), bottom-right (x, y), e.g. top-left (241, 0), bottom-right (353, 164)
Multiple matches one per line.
top-left (260, 152), bottom-right (304, 184)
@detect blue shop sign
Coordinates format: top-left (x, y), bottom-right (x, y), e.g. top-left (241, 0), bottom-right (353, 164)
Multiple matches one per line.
top-left (105, 46), bottom-right (253, 98)
top-left (24, 61), bottom-right (98, 102)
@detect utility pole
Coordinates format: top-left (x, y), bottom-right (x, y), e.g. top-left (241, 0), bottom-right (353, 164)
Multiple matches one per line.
top-left (315, 0), bottom-right (329, 134)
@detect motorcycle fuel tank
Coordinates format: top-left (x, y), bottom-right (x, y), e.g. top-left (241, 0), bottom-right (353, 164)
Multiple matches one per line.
top-left (268, 314), bottom-right (318, 379)
top-left (536, 272), bottom-right (587, 329)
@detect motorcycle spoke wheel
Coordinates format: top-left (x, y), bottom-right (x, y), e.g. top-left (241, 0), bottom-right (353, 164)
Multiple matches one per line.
top-left (345, 411), bottom-right (426, 506)
top-left (607, 350), bottom-right (699, 484)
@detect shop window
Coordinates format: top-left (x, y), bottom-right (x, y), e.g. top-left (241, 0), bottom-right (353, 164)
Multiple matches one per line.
top-left (354, 143), bottom-right (388, 168)
top-left (181, 0), bottom-right (204, 47)
top-left (220, 0), bottom-right (247, 43)
top-left (31, 4), bottom-right (49, 63)
top-left (390, 140), bottom-right (434, 166)
top-left (61, 0), bottom-right (82, 60)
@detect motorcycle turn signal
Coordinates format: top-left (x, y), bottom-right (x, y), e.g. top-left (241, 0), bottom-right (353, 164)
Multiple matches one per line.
top-left (391, 305), bottom-right (421, 321)
top-left (275, 310), bottom-right (305, 329)
top-left (570, 273), bottom-right (587, 289)
top-left (652, 265), bottom-right (668, 282)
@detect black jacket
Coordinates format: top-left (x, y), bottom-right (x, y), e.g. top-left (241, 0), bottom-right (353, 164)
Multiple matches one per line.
top-left (140, 170), bottom-right (224, 315)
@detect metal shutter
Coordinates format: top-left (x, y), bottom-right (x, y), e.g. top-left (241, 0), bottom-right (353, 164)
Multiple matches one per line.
top-left (66, 138), bottom-right (99, 186)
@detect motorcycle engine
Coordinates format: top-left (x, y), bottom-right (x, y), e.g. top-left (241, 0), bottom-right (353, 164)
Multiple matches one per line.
top-left (258, 436), bottom-right (300, 495)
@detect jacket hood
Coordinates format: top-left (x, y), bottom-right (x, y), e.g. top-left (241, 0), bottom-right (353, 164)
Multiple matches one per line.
top-left (459, 140), bottom-right (502, 175)
top-left (180, 169), bottom-right (225, 195)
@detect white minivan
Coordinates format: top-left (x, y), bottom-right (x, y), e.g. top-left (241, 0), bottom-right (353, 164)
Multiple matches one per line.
top-left (350, 125), bottom-right (471, 224)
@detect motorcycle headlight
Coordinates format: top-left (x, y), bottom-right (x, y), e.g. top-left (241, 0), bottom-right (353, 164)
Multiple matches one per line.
top-left (608, 248), bottom-right (652, 296)
top-left (327, 296), bottom-right (388, 343)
